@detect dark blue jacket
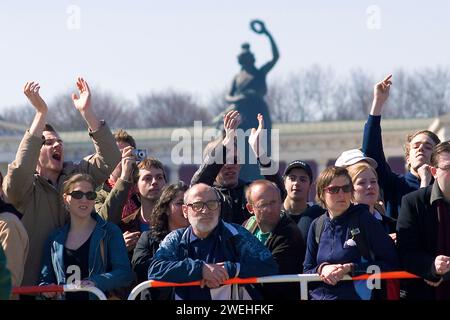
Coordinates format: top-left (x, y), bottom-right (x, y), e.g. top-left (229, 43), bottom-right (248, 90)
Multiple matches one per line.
top-left (362, 115), bottom-right (421, 219)
top-left (303, 204), bottom-right (398, 300)
top-left (40, 213), bottom-right (134, 299)
top-left (148, 220), bottom-right (278, 300)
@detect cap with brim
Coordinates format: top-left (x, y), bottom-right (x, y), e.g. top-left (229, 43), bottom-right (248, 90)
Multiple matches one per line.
top-left (284, 160), bottom-right (313, 182)
top-left (335, 149), bottom-right (378, 169)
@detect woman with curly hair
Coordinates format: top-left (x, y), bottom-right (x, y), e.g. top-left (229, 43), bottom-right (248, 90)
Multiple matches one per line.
top-left (131, 181), bottom-right (189, 299)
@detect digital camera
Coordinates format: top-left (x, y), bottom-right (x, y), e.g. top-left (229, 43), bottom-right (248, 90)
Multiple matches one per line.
top-left (133, 149), bottom-right (147, 162)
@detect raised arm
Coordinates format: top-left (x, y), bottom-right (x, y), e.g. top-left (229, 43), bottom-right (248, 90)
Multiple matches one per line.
top-left (362, 75), bottom-right (396, 193)
top-left (72, 77), bottom-right (121, 187)
top-left (97, 146), bottom-right (136, 223)
top-left (25, 82), bottom-right (49, 137)
top-left (2, 82), bottom-right (49, 206)
top-left (258, 23), bottom-right (280, 75)
top-left (370, 74), bottom-right (392, 116)
top-left (71, 77), bottom-right (101, 131)
top-left (248, 113), bottom-right (286, 199)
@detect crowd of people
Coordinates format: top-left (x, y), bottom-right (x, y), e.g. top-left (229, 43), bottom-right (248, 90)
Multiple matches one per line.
top-left (0, 75), bottom-right (449, 301)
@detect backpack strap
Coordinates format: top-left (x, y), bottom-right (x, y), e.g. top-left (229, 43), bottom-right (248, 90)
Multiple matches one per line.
top-left (314, 213), bottom-right (327, 245)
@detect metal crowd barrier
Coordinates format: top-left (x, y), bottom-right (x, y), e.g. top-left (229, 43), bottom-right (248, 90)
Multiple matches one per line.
top-left (12, 284), bottom-right (107, 300)
top-left (127, 271), bottom-right (419, 300)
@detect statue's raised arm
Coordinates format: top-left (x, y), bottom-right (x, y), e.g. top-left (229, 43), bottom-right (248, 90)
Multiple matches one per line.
top-left (251, 20), bottom-right (279, 75)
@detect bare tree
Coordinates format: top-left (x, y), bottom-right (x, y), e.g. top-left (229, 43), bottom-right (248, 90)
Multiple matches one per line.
top-left (1, 104), bottom-right (35, 125)
top-left (136, 89), bottom-right (212, 128)
top-left (46, 89), bottom-right (137, 131)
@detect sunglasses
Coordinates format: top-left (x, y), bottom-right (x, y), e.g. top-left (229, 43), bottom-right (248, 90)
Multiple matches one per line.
top-left (187, 200), bottom-right (220, 212)
top-left (68, 190), bottom-right (97, 200)
top-left (324, 184), bottom-right (352, 194)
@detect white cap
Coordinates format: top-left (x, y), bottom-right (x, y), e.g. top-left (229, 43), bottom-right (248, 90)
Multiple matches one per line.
top-left (335, 149), bottom-right (378, 169)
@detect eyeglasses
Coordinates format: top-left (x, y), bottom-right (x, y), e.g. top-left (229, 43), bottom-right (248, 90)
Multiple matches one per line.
top-left (187, 200), bottom-right (220, 212)
top-left (254, 200), bottom-right (279, 209)
top-left (324, 184), bottom-right (352, 194)
top-left (68, 191), bottom-right (97, 200)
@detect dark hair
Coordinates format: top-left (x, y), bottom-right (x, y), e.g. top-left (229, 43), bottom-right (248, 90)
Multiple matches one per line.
top-left (405, 130), bottom-right (440, 169)
top-left (114, 129), bottom-right (137, 149)
top-left (137, 157), bottom-right (167, 182)
top-left (150, 181), bottom-right (188, 241)
top-left (315, 166), bottom-right (353, 208)
top-left (0, 171), bottom-right (3, 186)
top-left (431, 141), bottom-right (450, 167)
top-left (44, 123), bottom-right (57, 133)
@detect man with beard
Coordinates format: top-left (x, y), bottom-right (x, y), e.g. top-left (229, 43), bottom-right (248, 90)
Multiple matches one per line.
top-left (362, 75), bottom-right (440, 219)
top-left (191, 111), bottom-right (284, 225)
top-left (148, 183), bottom-right (278, 300)
top-left (2, 79), bottom-right (121, 291)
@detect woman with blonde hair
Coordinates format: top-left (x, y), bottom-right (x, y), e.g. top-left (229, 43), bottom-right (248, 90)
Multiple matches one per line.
top-left (347, 163), bottom-right (396, 240)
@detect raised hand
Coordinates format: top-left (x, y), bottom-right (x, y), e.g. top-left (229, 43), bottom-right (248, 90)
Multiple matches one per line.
top-left (71, 77), bottom-right (91, 112)
top-left (71, 77), bottom-right (101, 131)
top-left (374, 74), bottom-right (392, 104)
top-left (23, 81), bottom-right (48, 113)
top-left (370, 74), bottom-right (392, 116)
top-left (222, 110), bottom-right (241, 147)
top-left (248, 113), bottom-right (265, 158)
top-left (119, 146), bottom-right (136, 182)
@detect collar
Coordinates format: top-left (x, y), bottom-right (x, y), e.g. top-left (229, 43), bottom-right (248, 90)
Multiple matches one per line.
top-left (430, 181), bottom-right (447, 205)
top-left (373, 209), bottom-right (383, 221)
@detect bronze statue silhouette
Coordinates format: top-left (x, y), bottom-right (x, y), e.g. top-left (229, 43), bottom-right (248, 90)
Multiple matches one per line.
top-left (219, 19), bottom-right (279, 182)
top-left (225, 20), bottom-right (279, 135)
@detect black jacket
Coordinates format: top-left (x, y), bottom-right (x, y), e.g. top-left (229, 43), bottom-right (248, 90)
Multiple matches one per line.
top-left (397, 184), bottom-right (450, 299)
top-left (191, 145), bottom-right (285, 225)
top-left (131, 230), bottom-right (173, 300)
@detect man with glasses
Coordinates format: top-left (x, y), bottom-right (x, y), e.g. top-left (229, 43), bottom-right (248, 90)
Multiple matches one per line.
top-left (2, 79), bottom-right (120, 292)
top-left (148, 183), bottom-right (278, 300)
top-left (398, 141), bottom-right (450, 300)
top-left (244, 180), bottom-right (305, 300)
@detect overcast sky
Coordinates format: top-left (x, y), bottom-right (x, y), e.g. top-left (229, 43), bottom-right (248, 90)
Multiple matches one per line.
top-left (0, 0), bottom-right (449, 112)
